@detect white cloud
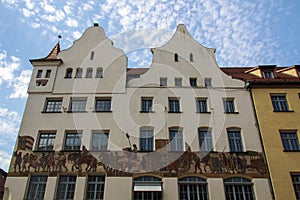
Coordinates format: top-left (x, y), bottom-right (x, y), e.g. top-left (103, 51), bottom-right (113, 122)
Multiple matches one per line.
top-left (24, 0), bottom-right (34, 10)
top-left (72, 31), bottom-right (82, 40)
top-left (9, 70), bottom-right (31, 99)
top-left (0, 150), bottom-right (12, 172)
top-left (22, 8), bottom-right (35, 17)
top-left (0, 51), bottom-right (20, 85)
top-left (66, 17), bottom-right (78, 27)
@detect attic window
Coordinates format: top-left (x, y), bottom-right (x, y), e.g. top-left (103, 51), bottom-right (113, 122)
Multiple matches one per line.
top-left (205, 78), bottom-right (212, 87)
top-left (65, 68), bottom-right (73, 78)
top-left (75, 68), bottom-right (83, 78)
top-left (36, 70), bottom-right (43, 78)
top-left (262, 70), bottom-right (274, 79)
top-left (90, 51), bottom-right (94, 60)
top-left (189, 53), bottom-right (194, 62)
top-left (96, 67), bottom-right (103, 78)
top-left (175, 53), bottom-right (179, 62)
top-left (86, 68), bottom-right (93, 78)
top-left (45, 70), bottom-right (51, 78)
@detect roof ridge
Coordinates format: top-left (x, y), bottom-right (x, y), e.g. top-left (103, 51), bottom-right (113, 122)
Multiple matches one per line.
top-left (43, 42), bottom-right (60, 60)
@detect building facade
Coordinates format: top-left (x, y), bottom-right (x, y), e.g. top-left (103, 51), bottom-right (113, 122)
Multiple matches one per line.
top-left (224, 66), bottom-right (300, 200)
top-left (4, 24), bottom-right (272, 200)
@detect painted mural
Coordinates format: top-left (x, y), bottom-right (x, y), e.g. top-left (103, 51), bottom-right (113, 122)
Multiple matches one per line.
top-left (9, 136), bottom-right (267, 178)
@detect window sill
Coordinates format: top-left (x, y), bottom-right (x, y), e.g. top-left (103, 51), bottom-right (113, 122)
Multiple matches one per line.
top-left (224, 112), bottom-right (239, 114)
top-left (93, 111), bottom-right (112, 113)
top-left (67, 111), bottom-right (87, 113)
top-left (196, 111), bottom-right (211, 114)
top-left (41, 111), bottom-right (62, 113)
top-left (168, 111), bottom-right (182, 113)
top-left (273, 110), bottom-right (294, 113)
top-left (140, 111), bottom-right (155, 113)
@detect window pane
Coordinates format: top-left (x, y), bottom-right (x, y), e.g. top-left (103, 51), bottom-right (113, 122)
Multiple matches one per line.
top-left (199, 129), bottom-right (213, 152)
top-left (223, 99), bottom-right (235, 113)
top-left (197, 99), bottom-right (207, 113)
top-left (140, 129), bottom-right (154, 151)
top-left (45, 70), bottom-right (51, 78)
top-left (26, 176), bottom-right (47, 200)
top-left (95, 98), bottom-right (111, 112)
top-left (175, 78), bottom-right (182, 86)
top-left (141, 98), bottom-right (153, 112)
top-left (92, 131), bottom-right (109, 150)
top-left (65, 132), bottom-right (82, 150)
top-left (69, 98), bottom-right (86, 112)
top-left (86, 175), bottom-right (105, 200)
top-left (228, 129), bottom-right (243, 152)
top-left (37, 133), bottom-right (56, 150)
top-left (224, 178), bottom-right (254, 200)
top-left (56, 176), bottom-right (76, 200)
top-left (271, 95), bottom-right (289, 112)
top-left (169, 129), bottom-right (183, 151)
top-left (45, 99), bottom-right (62, 112)
top-left (160, 78), bottom-right (167, 86)
top-left (280, 132), bottom-right (300, 151)
top-left (169, 99), bottom-right (180, 112)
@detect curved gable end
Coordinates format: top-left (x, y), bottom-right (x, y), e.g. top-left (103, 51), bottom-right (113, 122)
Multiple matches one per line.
top-left (128, 24), bottom-right (243, 88)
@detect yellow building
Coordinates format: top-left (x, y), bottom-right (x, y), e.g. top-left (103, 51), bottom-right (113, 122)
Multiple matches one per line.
top-left (224, 65), bottom-right (300, 200)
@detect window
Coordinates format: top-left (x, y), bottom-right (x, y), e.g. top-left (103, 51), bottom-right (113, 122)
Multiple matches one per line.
top-left (86, 68), bottom-right (93, 78)
top-left (75, 68), bottom-right (83, 78)
top-left (133, 176), bottom-right (162, 200)
top-left (44, 98), bottom-right (62, 113)
top-left (90, 51), bottom-right (94, 60)
top-left (189, 53), bottom-right (194, 62)
top-left (65, 68), bottom-right (73, 78)
top-left (141, 97), bottom-right (153, 112)
top-left (95, 98), bottom-right (111, 112)
top-left (140, 128), bottom-right (154, 152)
top-left (227, 129), bottom-right (243, 152)
top-left (190, 78), bottom-right (197, 87)
top-left (175, 77), bottom-right (182, 87)
top-left (56, 175), bottom-right (76, 200)
top-left (45, 70), bottom-right (51, 78)
top-left (196, 98), bottom-right (208, 113)
top-left (86, 175), bottom-right (105, 200)
top-left (204, 78), bottom-right (212, 87)
top-left (92, 130), bottom-right (109, 150)
top-left (175, 53), bottom-right (179, 62)
top-left (291, 174), bottom-right (300, 200)
top-left (198, 128), bottom-right (213, 152)
top-left (224, 177), bottom-right (254, 200)
top-left (96, 67), bottom-right (103, 78)
top-left (64, 132), bottom-right (82, 151)
top-left (178, 177), bottom-right (208, 200)
top-left (37, 132), bottom-right (56, 151)
top-left (160, 77), bottom-right (167, 86)
top-left (262, 70), bottom-right (274, 78)
top-left (223, 98), bottom-right (236, 113)
top-left (280, 131), bottom-right (300, 151)
top-left (169, 98), bottom-right (180, 113)
top-left (271, 94), bottom-right (290, 112)
top-left (26, 175), bottom-right (47, 200)
top-left (169, 128), bottom-right (183, 151)
top-left (36, 70), bottom-right (43, 78)
top-left (69, 97), bottom-right (87, 112)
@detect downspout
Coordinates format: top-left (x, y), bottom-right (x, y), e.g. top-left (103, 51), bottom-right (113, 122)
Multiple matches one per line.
top-left (246, 81), bottom-right (275, 200)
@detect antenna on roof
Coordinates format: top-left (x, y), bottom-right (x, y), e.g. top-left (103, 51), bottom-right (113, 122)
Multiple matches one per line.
top-left (58, 34), bottom-right (62, 43)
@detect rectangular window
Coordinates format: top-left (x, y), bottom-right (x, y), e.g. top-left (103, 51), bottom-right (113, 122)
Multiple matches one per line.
top-left (169, 128), bottom-right (183, 151)
top-left (64, 132), bottom-right (82, 151)
top-left (140, 128), bottom-right (154, 152)
top-left (56, 175), bottom-right (76, 200)
top-left (26, 175), bottom-right (47, 200)
top-left (228, 129), bottom-right (243, 152)
top-left (291, 174), bottom-right (300, 200)
top-left (36, 70), bottom-right (42, 78)
top-left (280, 131), bottom-right (300, 151)
top-left (45, 70), bottom-right (51, 78)
top-left (37, 132), bottom-right (56, 151)
top-left (223, 98), bottom-right (235, 113)
top-left (160, 77), bottom-right (167, 86)
top-left (175, 77), bottom-right (182, 86)
top-left (86, 175), bottom-right (105, 200)
top-left (262, 70), bottom-right (274, 78)
top-left (92, 131), bottom-right (109, 150)
top-left (196, 98), bottom-right (208, 113)
top-left (199, 129), bottom-right (213, 152)
top-left (69, 97), bottom-right (87, 112)
top-left (204, 78), bottom-right (212, 87)
top-left (169, 98), bottom-right (180, 113)
top-left (95, 98), bottom-right (111, 112)
top-left (190, 78), bottom-right (197, 87)
top-left (44, 98), bottom-right (62, 113)
top-left (271, 94), bottom-right (290, 112)
top-left (141, 97), bottom-right (153, 112)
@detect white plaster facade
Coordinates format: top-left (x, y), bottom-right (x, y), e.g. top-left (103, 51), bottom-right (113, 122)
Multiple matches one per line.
top-left (4, 24), bottom-right (272, 200)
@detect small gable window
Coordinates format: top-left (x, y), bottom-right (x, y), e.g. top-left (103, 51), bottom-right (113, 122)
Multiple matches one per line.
top-left (262, 70), bottom-right (274, 79)
top-left (65, 68), bottom-right (73, 78)
top-left (45, 70), bottom-right (51, 78)
top-left (175, 53), bottom-right (179, 62)
top-left (96, 67), bottom-right (103, 78)
top-left (75, 68), bottom-right (83, 78)
top-left (189, 53), bottom-right (194, 62)
top-left (86, 68), bottom-right (93, 78)
top-left (90, 51), bottom-right (94, 60)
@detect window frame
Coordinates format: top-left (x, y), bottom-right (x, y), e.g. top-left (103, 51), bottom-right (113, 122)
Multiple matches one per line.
top-left (280, 131), bottom-right (300, 151)
top-left (68, 97), bottom-right (87, 113)
top-left (96, 67), bottom-right (103, 78)
top-left (95, 97), bottom-right (112, 112)
top-left (25, 175), bottom-right (48, 200)
top-left (36, 69), bottom-right (43, 78)
top-left (169, 98), bottom-right (181, 113)
top-left (75, 68), bottom-right (83, 78)
top-left (160, 77), bottom-right (167, 87)
top-left (262, 70), bottom-right (274, 78)
top-left (224, 177), bottom-right (255, 200)
top-left (133, 176), bottom-right (162, 200)
top-left (86, 68), bottom-right (93, 78)
top-left (85, 175), bottom-right (105, 200)
top-left (291, 173), bottom-right (300, 200)
top-left (189, 53), bottom-right (194, 62)
top-left (271, 94), bottom-right (290, 112)
top-left (227, 128), bottom-right (243, 152)
top-left (37, 132), bottom-right (56, 151)
top-left (196, 98), bottom-right (209, 113)
top-left (223, 98), bottom-right (237, 113)
top-left (175, 77), bottom-right (182, 87)
top-left (140, 127), bottom-right (154, 152)
top-left (178, 176), bottom-right (208, 200)
top-left (190, 78), bottom-right (197, 87)
top-left (169, 128), bottom-right (184, 151)
top-left (65, 68), bottom-right (73, 78)
top-left (198, 128), bottom-right (213, 152)
top-left (64, 131), bottom-right (82, 151)
top-left (43, 98), bottom-right (63, 113)
top-left (56, 175), bottom-right (77, 200)
top-left (45, 69), bottom-right (51, 78)
top-left (91, 130), bottom-right (109, 151)
top-left (141, 97), bottom-right (153, 113)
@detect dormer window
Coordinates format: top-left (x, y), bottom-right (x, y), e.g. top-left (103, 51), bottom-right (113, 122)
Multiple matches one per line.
top-left (262, 70), bottom-right (274, 79)
top-left (175, 53), bottom-right (179, 62)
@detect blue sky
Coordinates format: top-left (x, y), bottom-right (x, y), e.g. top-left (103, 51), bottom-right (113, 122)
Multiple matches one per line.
top-left (0, 0), bottom-right (300, 171)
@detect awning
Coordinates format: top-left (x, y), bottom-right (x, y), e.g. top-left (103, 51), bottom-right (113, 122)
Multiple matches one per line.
top-left (134, 185), bottom-right (162, 191)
